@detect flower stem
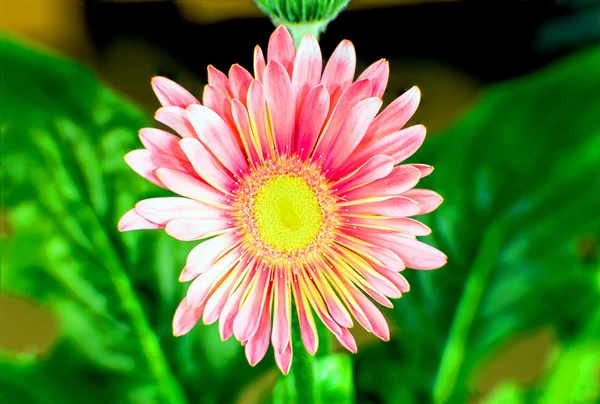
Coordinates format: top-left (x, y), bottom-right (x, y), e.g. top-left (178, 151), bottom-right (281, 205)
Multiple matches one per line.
top-left (432, 222), bottom-right (506, 404)
top-left (290, 312), bottom-right (320, 404)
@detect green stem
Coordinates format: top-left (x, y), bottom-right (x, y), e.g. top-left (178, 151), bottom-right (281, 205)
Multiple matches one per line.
top-left (290, 312), bottom-right (320, 404)
top-left (272, 18), bottom-right (330, 46)
top-left (432, 222), bottom-right (506, 404)
top-left (91, 216), bottom-right (188, 404)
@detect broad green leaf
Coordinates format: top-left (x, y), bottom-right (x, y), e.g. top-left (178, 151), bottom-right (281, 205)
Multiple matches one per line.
top-left (355, 46), bottom-right (600, 403)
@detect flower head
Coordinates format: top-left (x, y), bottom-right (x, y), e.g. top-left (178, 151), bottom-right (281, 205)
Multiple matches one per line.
top-left (119, 26), bottom-right (446, 374)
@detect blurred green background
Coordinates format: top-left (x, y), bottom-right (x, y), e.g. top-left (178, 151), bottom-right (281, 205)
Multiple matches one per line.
top-left (1, 1), bottom-right (599, 403)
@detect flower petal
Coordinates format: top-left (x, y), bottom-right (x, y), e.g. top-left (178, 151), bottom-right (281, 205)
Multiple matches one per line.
top-left (232, 99), bottom-right (261, 165)
top-left (151, 76), bottom-right (200, 107)
top-left (267, 25), bottom-right (295, 75)
top-left (155, 167), bottom-right (229, 208)
top-left (233, 265), bottom-right (273, 341)
top-left (247, 80), bottom-right (273, 159)
top-left (363, 86), bottom-right (420, 144)
top-left (324, 97), bottom-right (383, 174)
top-left (335, 328), bottom-right (357, 353)
top-left (185, 232), bottom-right (241, 275)
top-left (179, 137), bottom-right (236, 194)
top-left (186, 104), bottom-right (248, 175)
top-left (344, 196), bottom-right (421, 217)
top-left (356, 59), bottom-right (389, 98)
top-left (135, 197), bottom-right (224, 225)
top-left (343, 165), bottom-right (421, 200)
top-left (334, 155), bottom-right (394, 193)
top-left (271, 266), bottom-right (292, 354)
top-left (291, 34), bottom-right (322, 115)
top-left (118, 208), bottom-right (162, 231)
top-left (165, 218), bottom-right (233, 241)
top-left (207, 65), bottom-right (233, 99)
top-left (125, 149), bottom-right (195, 188)
top-left (408, 164), bottom-right (434, 178)
top-left (291, 276), bottom-right (318, 355)
top-left (274, 342), bottom-right (293, 375)
top-left (173, 298), bottom-right (202, 336)
top-left (245, 282), bottom-right (273, 366)
top-left (155, 106), bottom-right (197, 138)
top-left (321, 40), bottom-right (356, 105)
top-left (229, 64), bottom-right (253, 104)
top-left (263, 61), bottom-right (295, 156)
top-left (253, 45), bottom-right (266, 81)
top-left (138, 128), bottom-right (187, 160)
top-left (295, 84), bottom-right (330, 160)
top-left (401, 189), bottom-right (443, 214)
top-left (312, 79), bottom-right (372, 161)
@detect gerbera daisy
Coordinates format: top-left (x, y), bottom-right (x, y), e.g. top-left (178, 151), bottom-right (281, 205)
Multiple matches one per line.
top-left (119, 26), bottom-right (446, 374)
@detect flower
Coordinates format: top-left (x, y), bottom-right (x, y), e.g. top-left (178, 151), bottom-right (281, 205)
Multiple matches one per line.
top-left (119, 25), bottom-right (446, 374)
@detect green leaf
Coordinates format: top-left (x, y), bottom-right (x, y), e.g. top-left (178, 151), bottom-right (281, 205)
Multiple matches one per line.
top-left (315, 355), bottom-right (354, 404)
top-left (355, 45), bottom-right (600, 403)
top-left (0, 35), bottom-right (255, 404)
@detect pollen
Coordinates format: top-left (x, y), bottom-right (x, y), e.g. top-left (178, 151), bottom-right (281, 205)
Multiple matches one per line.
top-left (234, 156), bottom-right (338, 263)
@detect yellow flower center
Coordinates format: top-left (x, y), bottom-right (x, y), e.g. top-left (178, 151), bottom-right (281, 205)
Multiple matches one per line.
top-left (234, 156), bottom-right (339, 263)
top-left (253, 176), bottom-right (322, 251)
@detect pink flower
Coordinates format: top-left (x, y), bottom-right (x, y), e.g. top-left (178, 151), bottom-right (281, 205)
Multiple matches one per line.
top-left (119, 26), bottom-right (446, 374)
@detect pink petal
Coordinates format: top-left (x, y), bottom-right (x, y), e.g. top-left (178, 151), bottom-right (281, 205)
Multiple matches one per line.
top-left (311, 265), bottom-right (354, 328)
top-left (179, 267), bottom-right (198, 282)
top-left (321, 40), bottom-right (356, 105)
top-left (274, 342), bottom-right (293, 375)
top-left (245, 282), bottom-right (273, 366)
top-left (408, 164), bottom-right (434, 178)
top-left (324, 97), bottom-right (383, 174)
top-left (253, 45), bottom-right (266, 81)
top-left (271, 267), bottom-right (291, 353)
top-left (233, 265), bottom-right (273, 341)
top-left (118, 208), bottom-right (162, 231)
top-left (186, 247), bottom-right (242, 307)
top-left (219, 264), bottom-right (258, 340)
top-left (298, 273), bottom-right (344, 337)
top-left (202, 85), bottom-right (231, 123)
top-left (343, 165), bottom-right (421, 201)
top-left (125, 149), bottom-right (195, 188)
top-left (155, 168), bottom-right (229, 207)
top-left (348, 125), bottom-right (427, 171)
top-left (388, 236), bottom-right (447, 270)
top-left (247, 80), bottom-right (272, 159)
top-left (291, 34), bottom-right (322, 115)
top-left (336, 235), bottom-right (404, 271)
top-left (312, 79), bottom-right (372, 161)
top-left (267, 25), bottom-right (295, 76)
top-left (291, 277), bottom-right (318, 355)
top-left (263, 61), bottom-right (295, 156)
top-left (138, 128), bottom-right (187, 160)
top-left (401, 189), bottom-right (443, 215)
top-left (334, 155), bottom-right (394, 193)
top-left (356, 59), bottom-right (389, 98)
top-left (173, 298), bottom-right (202, 336)
top-left (347, 216), bottom-right (431, 236)
top-left (185, 232), bottom-right (241, 275)
top-left (232, 99), bottom-right (261, 165)
top-left (154, 106), bottom-right (197, 138)
top-left (295, 84), bottom-right (330, 160)
top-left (151, 76), bottom-right (199, 108)
top-left (363, 86), bottom-right (420, 144)
top-left (335, 328), bottom-right (357, 353)
top-left (229, 64), bottom-right (253, 104)
top-left (165, 218), bottom-right (233, 241)
top-left (135, 197), bottom-right (224, 225)
top-left (203, 262), bottom-right (248, 324)
top-left (207, 65), bottom-right (233, 99)
top-left (186, 104), bottom-right (248, 175)
top-left (179, 137), bottom-right (236, 194)
top-left (344, 196), bottom-right (421, 217)
top-left (347, 285), bottom-right (390, 340)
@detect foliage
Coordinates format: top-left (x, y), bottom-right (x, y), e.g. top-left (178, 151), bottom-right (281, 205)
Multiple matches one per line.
top-left (1, 34), bottom-right (599, 403)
